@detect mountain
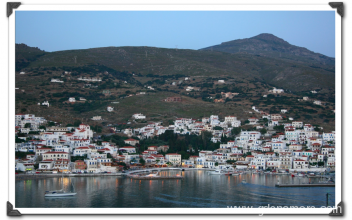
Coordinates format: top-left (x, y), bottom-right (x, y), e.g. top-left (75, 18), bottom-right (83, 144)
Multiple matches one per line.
top-left (200, 33), bottom-right (335, 68)
top-left (15, 42), bottom-right (336, 132)
top-left (19, 42), bottom-right (334, 92)
top-left (16, 43), bottom-right (46, 71)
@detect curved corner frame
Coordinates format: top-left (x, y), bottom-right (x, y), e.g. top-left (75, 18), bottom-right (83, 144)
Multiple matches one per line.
top-left (7, 201), bottom-right (21, 216)
top-left (329, 2), bottom-right (344, 17)
top-left (329, 201), bottom-right (343, 216)
top-left (7, 2), bottom-right (21, 17)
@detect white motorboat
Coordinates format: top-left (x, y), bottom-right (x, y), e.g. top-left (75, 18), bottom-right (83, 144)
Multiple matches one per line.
top-left (208, 170), bottom-right (223, 175)
top-left (45, 158), bottom-right (76, 197)
top-left (45, 190), bottom-right (77, 197)
top-left (241, 180), bottom-right (247, 184)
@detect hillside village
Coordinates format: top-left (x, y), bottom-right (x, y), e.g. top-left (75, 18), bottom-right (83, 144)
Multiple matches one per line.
top-left (15, 110), bottom-right (335, 173)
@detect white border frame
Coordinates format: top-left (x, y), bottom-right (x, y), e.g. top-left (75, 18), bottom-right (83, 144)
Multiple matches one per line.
top-left (8, 1), bottom-right (341, 215)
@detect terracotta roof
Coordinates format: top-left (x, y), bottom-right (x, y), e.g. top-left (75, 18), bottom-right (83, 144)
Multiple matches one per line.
top-left (125, 139), bottom-right (137, 141)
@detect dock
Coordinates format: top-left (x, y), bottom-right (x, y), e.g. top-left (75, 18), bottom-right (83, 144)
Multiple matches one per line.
top-left (128, 175), bottom-right (184, 180)
top-left (275, 183), bottom-right (335, 187)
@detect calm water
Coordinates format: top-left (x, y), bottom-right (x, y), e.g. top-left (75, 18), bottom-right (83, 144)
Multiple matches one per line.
top-left (15, 170), bottom-right (335, 208)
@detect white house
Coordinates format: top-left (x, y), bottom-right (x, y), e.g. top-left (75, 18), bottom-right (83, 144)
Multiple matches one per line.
top-left (165, 153), bottom-right (181, 165)
top-left (119, 146), bottom-right (136, 154)
top-left (51, 78), bottom-right (64, 83)
top-left (313, 100), bottom-right (322, 105)
top-left (292, 121), bottom-right (303, 128)
top-left (270, 87), bottom-right (284, 94)
top-left (91, 116), bottom-right (102, 121)
top-left (107, 106), bottom-right (114, 112)
top-left (323, 132), bottom-right (335, 142)
top-left (68, 97), bottom-right (76, 103)
top-left (40, 101), bottom-right (49, 107)
top-left (248, 117), bottom-right (259, 125)
top-left (132, 113), bottom-right (146, 119)
top-left (293, 159), bottom-right (309, 169)
top-left (124, 138), bottom-right (139, 146)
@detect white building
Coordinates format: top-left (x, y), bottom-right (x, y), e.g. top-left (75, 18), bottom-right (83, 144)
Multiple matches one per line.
top-left (132, 113), bottom-right (146, 119)
top-left (165, 153), bottom-right (182, 165)
top-left (68, 97), bottom-right (76, 103)
top-left (107, 106), bottom-right (114, 112)
top-left (323, 132), bottom-right (335, 142)
top-left (91, 116), bottom-right (102, 121)
top-left (313, 100), bottom-right (322, 105)
top-left (51, 78), bottom-right (64, 83)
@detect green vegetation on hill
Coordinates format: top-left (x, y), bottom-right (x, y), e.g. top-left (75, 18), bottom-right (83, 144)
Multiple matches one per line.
top-left (15, 37), bottom-right (336, 132)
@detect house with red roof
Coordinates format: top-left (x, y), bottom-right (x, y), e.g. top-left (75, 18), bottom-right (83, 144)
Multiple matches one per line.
top-left (119, 146), bottom-right (136, 154)
top-left (73, 146), bottom-right (92, 156)
top-left (42, 152), bottom-right (69, 161)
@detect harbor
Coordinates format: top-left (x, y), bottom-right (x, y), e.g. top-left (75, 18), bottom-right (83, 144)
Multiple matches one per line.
top-left (275, 183), bottom-right (335, 187)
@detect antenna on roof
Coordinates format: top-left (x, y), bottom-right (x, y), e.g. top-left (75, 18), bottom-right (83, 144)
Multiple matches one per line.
top-left (74, 56), bottom-right (77, 64)
top-left (175, 45), bottom-right (178, 51)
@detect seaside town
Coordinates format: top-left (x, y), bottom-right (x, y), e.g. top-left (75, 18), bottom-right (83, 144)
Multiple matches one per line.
top-left (15, 108), bottom-right (335, 174)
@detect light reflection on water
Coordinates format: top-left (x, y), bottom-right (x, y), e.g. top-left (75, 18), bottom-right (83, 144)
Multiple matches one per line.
top-left (15, 170), bottom-right (335, 208)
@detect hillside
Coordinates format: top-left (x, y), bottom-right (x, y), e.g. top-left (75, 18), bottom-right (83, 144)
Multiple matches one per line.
top-left (200, 33), bottom-right (335, 68)
top-left (15, 43), bottom-right (46, 71)
top-left (14, 36), bottom-right (336, 132)
top-left (21, 43), bottom-right (334, 93)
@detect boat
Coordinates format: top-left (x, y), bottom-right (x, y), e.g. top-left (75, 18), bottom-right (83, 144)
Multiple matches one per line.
top-left (147, 172), bottom-right (159, 177)
top-left (45, 190), bottom-right (77, 197)
top-left (224, 172), bottom-right (232, 176)
top-left (241, 180), bottom-right (247, 184)
top-left (45, 158), bottom-right (76, 197)
top-left (208, 170), bottom-right (223, 175)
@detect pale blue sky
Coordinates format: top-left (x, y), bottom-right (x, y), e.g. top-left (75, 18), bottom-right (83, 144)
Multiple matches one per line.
top-left (16, 11), bottom-right (335, 57)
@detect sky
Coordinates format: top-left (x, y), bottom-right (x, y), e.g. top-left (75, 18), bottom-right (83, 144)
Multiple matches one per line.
top-left (16, 11), bottom-right (335, 57)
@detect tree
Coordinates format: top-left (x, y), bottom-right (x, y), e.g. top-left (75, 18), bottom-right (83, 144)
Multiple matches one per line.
top-left (47, 121), bottom-right (55, 126)
top-left (260, 128), bottom-right (267, 135)
top-left (226, 160), bottom-right (236, 164)
top-left (213, 126), bottom-right (223, 130)
top-left (39, 125), bottom-right (46, 130)
top-left (24, 123), bottom-right (31, 128)
top-left (215, 162), bottom-right (219, 166)
top-left (243, 152), bottom-right (252, 158)
top-left (139, 158), bottom-right (146, 166)
top-left (231, 127), bottom-right (241, 136)
top-left (273, 125), bottom-right (285, 132)
top-left (73, 120), bottom-right (82, 127)
top-left (244, 120), bottom-right (250, 124)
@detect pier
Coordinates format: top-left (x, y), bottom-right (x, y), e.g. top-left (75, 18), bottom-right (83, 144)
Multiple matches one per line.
top-left (128, 175), bottom-right (184, 180)
top-left (275, 183), bottom-right (335, 187)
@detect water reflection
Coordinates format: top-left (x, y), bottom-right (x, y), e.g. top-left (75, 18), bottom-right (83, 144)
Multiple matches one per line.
top-left (15, 170), bottom-right (335, 208)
